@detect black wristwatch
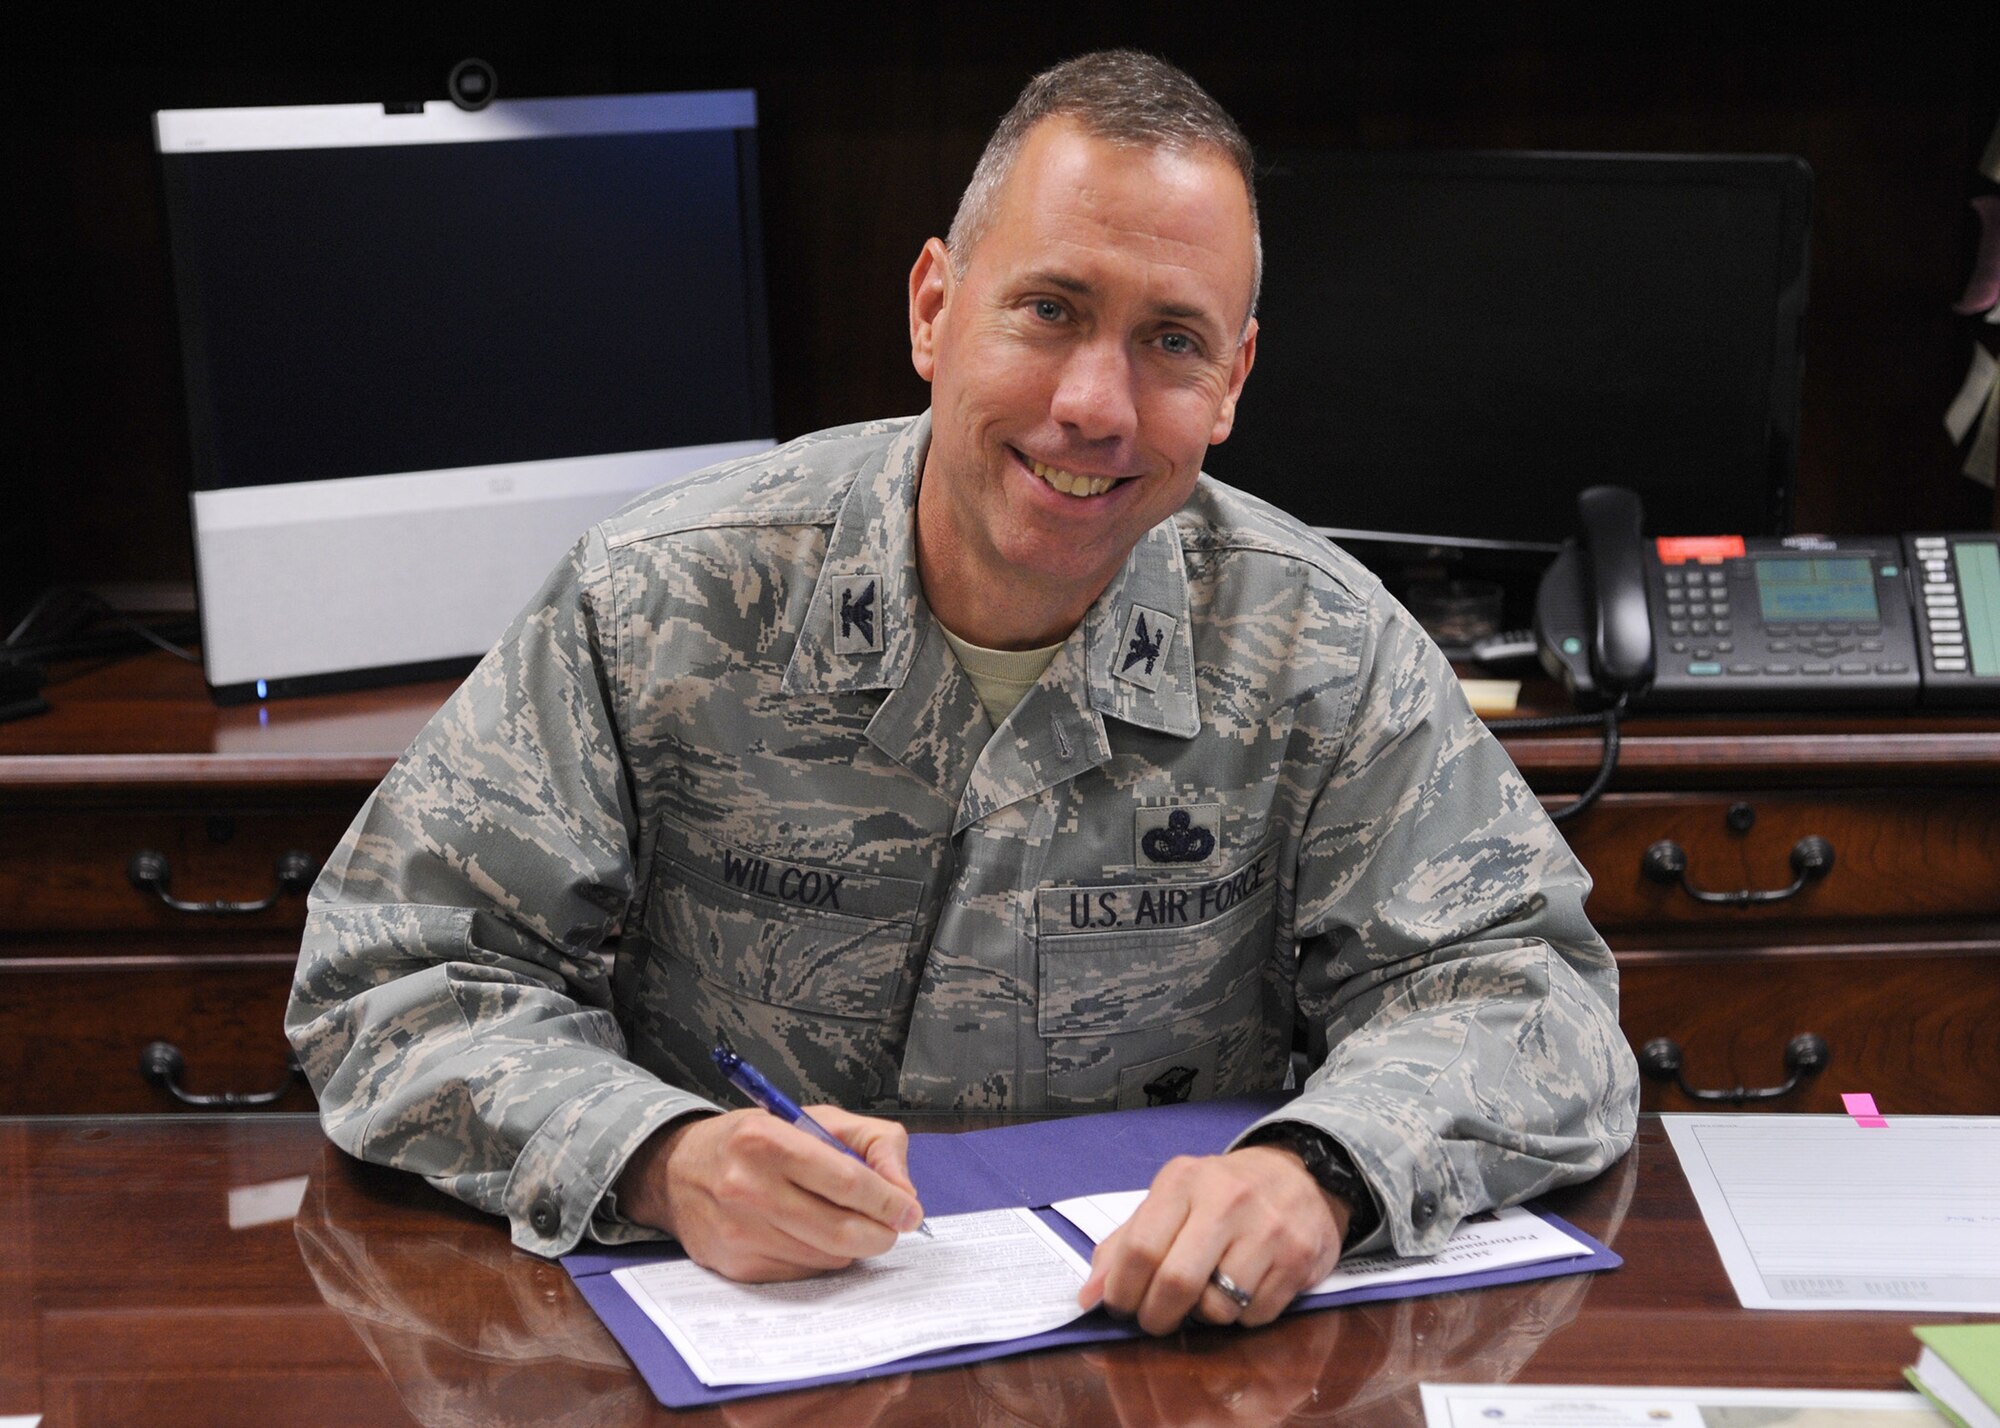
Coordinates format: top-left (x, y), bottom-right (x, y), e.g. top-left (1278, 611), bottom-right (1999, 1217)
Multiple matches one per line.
top-left (1242, 1123), bottom-right (1381, 1245)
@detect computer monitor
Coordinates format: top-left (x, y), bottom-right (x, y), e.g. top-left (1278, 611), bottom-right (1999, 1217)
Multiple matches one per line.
top-left (1206, 150), bottom-right (1812, 554)
top-left (156, 89), bottom-right (774, 701)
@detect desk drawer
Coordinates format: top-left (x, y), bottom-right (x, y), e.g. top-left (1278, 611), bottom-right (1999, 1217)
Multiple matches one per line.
top-left (1562, 790), bottom-right (2000, 931)
top-left (1617, 947), bottom-right (2000, 1114)
top-left (0, 955), bottom-right (314, 1113)
top-left (0, 804), bottom-right (356, 941)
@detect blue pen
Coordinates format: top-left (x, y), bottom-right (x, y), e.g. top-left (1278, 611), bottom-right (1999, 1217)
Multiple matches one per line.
top-left (711, 1031), bottom-right (932, 1237)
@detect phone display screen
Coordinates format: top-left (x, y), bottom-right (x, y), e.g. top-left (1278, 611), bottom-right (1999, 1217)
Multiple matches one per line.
top-left (1954, 542), bottom-right (2000, 675)
top-left (1752, 558), bottom-right (1881, 622)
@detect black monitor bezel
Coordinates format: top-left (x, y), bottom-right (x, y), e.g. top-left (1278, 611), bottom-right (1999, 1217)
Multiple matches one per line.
top-left (1217, 147), bottom-right (1814, 555)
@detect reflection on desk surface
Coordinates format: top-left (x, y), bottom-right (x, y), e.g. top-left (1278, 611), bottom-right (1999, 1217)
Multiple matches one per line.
top-left (296, 1149), bottom-right (656, 1428)
top-left (5, 1116), bottom-right (1980, 1427)
top-left (298, 1143), bottom-right (1626, 1427)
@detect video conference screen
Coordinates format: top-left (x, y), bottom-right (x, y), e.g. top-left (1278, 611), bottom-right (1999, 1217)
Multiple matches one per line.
top-left (157, 91), bottom-right (775, 697)
top-left (160, 99), bottom-right (771, 493)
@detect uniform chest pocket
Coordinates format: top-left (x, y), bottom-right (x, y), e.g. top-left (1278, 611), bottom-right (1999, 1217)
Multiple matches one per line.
top-left (1035, 842), bottom-right (1281, 1037)
top-left (644, 817), bottom-right (924, 1019)
top-left (1036, 876), bottom-right (1278, 1037)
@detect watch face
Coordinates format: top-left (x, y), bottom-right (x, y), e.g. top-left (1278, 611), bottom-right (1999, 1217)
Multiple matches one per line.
top-left (1287, 1128), bottom-right (1339, 1173)
top-left (1263, 1126), bottom-right (1339, 1181)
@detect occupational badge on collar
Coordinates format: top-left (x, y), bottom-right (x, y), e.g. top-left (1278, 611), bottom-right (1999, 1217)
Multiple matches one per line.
top-left (1113, 603), bottom-right (1175, 692)
top-left (833, 573), bottom-right (883, 655)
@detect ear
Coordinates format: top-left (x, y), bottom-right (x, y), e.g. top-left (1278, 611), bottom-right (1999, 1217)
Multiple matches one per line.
top-left (1208, 316), bottom-right (1258, 445)
top-left (909, 237), bottom-right (953, 384)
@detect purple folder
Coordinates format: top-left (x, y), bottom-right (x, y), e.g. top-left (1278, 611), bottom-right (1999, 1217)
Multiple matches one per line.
top-left (564, 1094), bottom-right (1621, 1409)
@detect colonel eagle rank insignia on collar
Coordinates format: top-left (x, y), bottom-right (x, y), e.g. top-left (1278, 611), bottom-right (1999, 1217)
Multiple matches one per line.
top-left (1113, 603), bottom-right (1176, 692)
top-left (833, 573), bottom-right (883, 655)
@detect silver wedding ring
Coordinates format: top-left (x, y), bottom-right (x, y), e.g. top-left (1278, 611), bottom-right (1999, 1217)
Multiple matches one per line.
top-left (1209, 1267), bottom-right (1254, 1309)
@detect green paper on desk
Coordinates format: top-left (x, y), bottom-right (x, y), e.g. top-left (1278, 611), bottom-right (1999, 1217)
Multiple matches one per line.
top-left (1905, 1323), bottom-right (2000, 1428)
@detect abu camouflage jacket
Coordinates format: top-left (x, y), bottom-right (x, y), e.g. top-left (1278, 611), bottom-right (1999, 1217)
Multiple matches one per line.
top-left (287, 414), bottom-right (1638, 1259)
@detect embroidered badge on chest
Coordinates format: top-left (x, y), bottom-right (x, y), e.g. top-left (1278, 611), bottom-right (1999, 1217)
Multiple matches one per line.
top-left (1143, 1065), bottom-right (1199, 1106)
top-left (1116, 1041), bottom-right (1221, 1111)
top-left (833, 573), bottom-right (883, 655)
top-left (1135, 802), bottom-right (1220, 866)
top-left (1113, 603), bottom-right (1175, 691)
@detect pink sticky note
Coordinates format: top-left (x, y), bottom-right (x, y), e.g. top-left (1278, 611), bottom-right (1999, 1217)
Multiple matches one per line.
top-left (1842, 1092), bottom-right (1888, 1128)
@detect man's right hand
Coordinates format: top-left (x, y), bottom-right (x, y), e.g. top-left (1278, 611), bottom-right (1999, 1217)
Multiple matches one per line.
top-left (615, 1107), bottom-right (925, 1282)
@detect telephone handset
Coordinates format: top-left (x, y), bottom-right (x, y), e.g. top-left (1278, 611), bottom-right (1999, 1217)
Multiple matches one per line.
top-left (1576, 485), bottom-right (1653, 697)
top-left (1534, 486), bottom-right (2000, 710)
top-left (1534, 485), bottom-right (1659, 705)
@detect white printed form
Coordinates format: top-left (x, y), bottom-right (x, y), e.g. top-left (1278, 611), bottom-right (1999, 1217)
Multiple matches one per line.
top-left (1663, 1114), bottom-right (2000, 1311)
top-left (1052, 1195), bottom-right (1591, 1296)
top-left (1419, 1382), bottom-right (1943, 1428)
top-left (612, 1208), bottom-right (1091, 1386)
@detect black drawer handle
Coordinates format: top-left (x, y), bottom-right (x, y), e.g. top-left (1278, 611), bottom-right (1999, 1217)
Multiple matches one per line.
top-left (1638, 1032), bottom-right (1829, 1104)
top-left (1641, 835), bottom-right (1834, 906)
top-left (140, 1040), bottom-right (304, 1109)
top-left (127, 848), bottom-right (318, 914)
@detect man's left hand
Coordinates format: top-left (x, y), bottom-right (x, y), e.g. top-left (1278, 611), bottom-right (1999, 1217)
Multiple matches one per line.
top-left (1077, 1144), bottom-right (1351, 1335)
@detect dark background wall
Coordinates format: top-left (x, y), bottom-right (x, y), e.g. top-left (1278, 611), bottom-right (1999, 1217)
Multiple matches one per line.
top-left (5, 4), bottom-right (1995, 632)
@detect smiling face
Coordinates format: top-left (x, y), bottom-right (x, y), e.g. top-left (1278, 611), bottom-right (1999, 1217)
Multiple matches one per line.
top-left (909, 118), bottom-right (1258, 648)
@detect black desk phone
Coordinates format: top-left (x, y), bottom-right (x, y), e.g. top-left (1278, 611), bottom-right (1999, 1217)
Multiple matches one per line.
top-left (1535, 487), bottom-right (2000, 710)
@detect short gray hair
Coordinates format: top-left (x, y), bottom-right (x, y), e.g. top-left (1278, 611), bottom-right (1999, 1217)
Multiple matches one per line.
top-left (945, 49), bottom-right (1261, 335)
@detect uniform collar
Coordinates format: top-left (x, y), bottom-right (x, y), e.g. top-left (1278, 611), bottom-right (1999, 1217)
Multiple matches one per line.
top-left (782, 412), bottom-right (1203, 825)
top-left (1081, 517), bottom-right (1200, 740)
top-left (781, 414), bottom-right (930, 698)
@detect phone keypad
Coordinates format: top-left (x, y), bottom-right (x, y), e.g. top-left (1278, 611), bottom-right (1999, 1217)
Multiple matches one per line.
top-left (1667, 576), bottom-right (1732, 646)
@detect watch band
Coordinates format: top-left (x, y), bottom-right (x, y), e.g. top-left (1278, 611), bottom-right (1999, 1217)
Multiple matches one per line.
top-left (1242, 1123), bottom-right (1382, 1244)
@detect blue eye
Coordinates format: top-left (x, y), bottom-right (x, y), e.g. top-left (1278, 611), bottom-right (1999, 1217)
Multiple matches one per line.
top-left (1159, 332), bottom-right (1197, 356)
top-left (1032, 299), bottom-right (1064, 321)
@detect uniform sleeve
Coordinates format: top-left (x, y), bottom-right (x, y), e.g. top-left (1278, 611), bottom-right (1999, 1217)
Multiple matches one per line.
top-left (1237, 590), bottom-right (1639, 1258)
top-left (285, 527), bottom-right (719, 1257)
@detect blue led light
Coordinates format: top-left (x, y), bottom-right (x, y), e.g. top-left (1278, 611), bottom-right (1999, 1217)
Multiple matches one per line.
top-left (256, 679), bottom-right (268, 699)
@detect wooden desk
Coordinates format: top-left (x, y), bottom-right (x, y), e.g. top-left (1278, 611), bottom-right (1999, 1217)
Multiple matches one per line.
top-left (2, 651), bottom-right (1997, 1116)
top-left (0, 1114), bottom-right (1979, 1426)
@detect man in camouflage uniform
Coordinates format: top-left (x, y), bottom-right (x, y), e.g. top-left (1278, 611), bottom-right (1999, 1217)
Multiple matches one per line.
top-left (288, 51), bottom-right (1638, 1337)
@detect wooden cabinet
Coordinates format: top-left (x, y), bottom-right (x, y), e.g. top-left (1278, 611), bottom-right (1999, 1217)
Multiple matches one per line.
top-left (4, 654), bottom-right (1998, 1116)
top-left (0, 803), bottom-right (338, 1113)
top-left (1505, 717), bottom-right (2000, 1116)
top-left (1564, 791), bottom-right (2000, 926)
top-left (0, 952), bottom-right (308, 1113)
top-left (0, 656), bottom-right (454, 1115)
top-left (0, 786), bottom-right (366, 1113)
top-left (0, 801), bottom-right (353, 935)
top-left (1614, 947), bottom-right (2000, 1114)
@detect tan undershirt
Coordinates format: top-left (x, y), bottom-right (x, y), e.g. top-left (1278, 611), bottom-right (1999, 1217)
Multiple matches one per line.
top-left (937, 624), bottom-right (1064, 728)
